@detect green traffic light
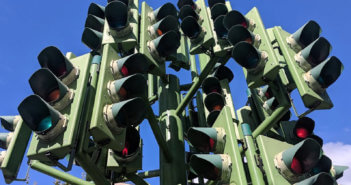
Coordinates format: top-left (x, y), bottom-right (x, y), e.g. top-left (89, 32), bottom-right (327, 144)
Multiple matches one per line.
top-left (227, 25), bottom-right (259, 47)
top-left (208, 0), bottom-right (225, 9)
top-left (29, 68), bottom-right (73, 111)
top-left (181, 16), bottom-right (202, 40)
top-left (210, 3), bottom-right (228, 20)
top-left (148, 30), bottom-right (180, 59)
top-left (107, 74), bottom-right (148, 102)
top-left (223, 10), bottom-right (253, 31)
top-left (18, 95), bottom-right (66, 142)
top-left (38, 46), bottom-right (78, 85)
top-left (85, 14), bottom-right (105, 32)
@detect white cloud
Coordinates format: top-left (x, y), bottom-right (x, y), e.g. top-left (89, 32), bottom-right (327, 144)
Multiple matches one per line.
top-left (323, 142), bottom-right (351, 185)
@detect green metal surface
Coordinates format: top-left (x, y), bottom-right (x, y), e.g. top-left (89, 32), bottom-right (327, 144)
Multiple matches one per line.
top-left (89, 44), bottom-right (126, 151)
top-left (242, 7), bottom-right (280, 88)
top-left (273, 26), bottom-right (334, 109)
top-left (0, 120), bottom-right (31, 184)
top-left (26, 52), bottom-right (92, 164)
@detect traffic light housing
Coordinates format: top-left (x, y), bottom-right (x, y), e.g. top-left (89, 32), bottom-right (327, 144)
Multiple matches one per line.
top-left (18, 46), bottom-right (91, 165)
top-left (82, 3), bottom-right (105, 52)
top-left (102, 0), bottom-right (140, 53)
top-left (179, 0), bottom-right (215, 54)
top-left (225, 8), bottom-right (280, 88)
top-left (272, 22), bottom-right (344, 109)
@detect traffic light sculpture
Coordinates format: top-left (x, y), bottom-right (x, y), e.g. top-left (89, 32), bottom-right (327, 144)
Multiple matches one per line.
top-left (17, 46), bottom-right (91, 166)
top-left (225, 8), bottom-right (280, 88)
top-left (272, 21), bottom-right (344, 109)
top-left (0, 117), bottom-right (31, 184)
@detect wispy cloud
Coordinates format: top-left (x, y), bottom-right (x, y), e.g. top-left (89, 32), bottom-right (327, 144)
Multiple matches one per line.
top-left (323, 142), bottom-right (351, 185)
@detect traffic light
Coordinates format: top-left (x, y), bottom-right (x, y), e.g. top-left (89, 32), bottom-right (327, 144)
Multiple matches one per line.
top-left (17, 46), bottom-right (92, 165)
top-left (187, 106), bottom-right (248, 184)
top-left (82, 3), bottom-right (105, 51)
top-left (274, 138), bottom-right (322, 183)
top-left (272, 21), bottom-right (344, 109)
top-left (225, 8), bottom-right (280, 88)
top-left (295, 172), bottom-right (335, 185)
top-left (140, 2), bottom-right (180, 76)
top-left (102, 0), bottom-right (140, 53)
top-left (179, 0), bottom-right (215, 54)
top-left (209, 0), bottom-right (229, 40)
top-left (0, 117), bottom-right (31, 184)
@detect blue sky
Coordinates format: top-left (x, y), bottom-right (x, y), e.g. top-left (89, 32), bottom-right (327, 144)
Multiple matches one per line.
top-left (0, 0), bottom-right (350, 184)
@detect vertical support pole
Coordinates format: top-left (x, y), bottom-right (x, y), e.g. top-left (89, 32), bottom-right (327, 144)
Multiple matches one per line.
top-left (241, 124), bottom-right (265, 185)
top-left (158, 75), bottom-right (187, 185)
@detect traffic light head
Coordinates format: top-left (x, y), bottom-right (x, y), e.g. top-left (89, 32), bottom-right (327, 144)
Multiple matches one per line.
top-left (179, 5), bottom-right (199, 21)
top-left (208, 0), bottom-right (225, 9)
top-left (223, 10), bottom-right (254, 31)
top-left (295, 172), bottom-right (335, 185)
top-left (207, 110), bottom-right (220, 127)
top-left (304, 56), bottom-right (343, 93)
top-left (232, 41), bottom-right (268, 71)
top-left (110, 53), bottom-right (150, 79)
top-left (187, 127), bottom-right (225, 153)
top-left (227, 25), bottom-right (260, 47)
top-left (295, 37), bottom-right (331, 71)
top-left (204, 92), bottom-right (225, 112)
top-left (212, 64), bottom-right (234, 82)
top-left (103, 97), bottom-right (146, 133)
top-left (107, 74), bottom-right (147, 102)
top-left (148, 15), bottom-right (179, 39)
top-left (0, 116), bottom-right (20, 132)
top-left (294, 117), bottom-right (315, 140)
top-left (148, 30), bottom-right (180, 60)
top-left (38, 46), bottom-right (78, 85)
top-left (113, 127), bottom-right (141, 162)
top-left (189, 154), bottom-right (231, 182)
top-left (82, 28), bottom-right (103, 51)
top-left (105, 1), bottom-right (131, 36)
top-left (311, 155), bottom-right (332, 175)
top-left (85, 14), bottom-right (105, 32)
top-left (210, 3), bottom-right (228, 20)
top-left (274, 138), bottom-right (322, 182)
top-left (88, 3), bottom-right (105, 19)
top-left (202, 76), bottom-right (222, 94)
top-left (287, 20), bottom-right (321, 52)
top-left (0, 133), bottom-right (13, 149)
top-left (18, 95), bottom-right (66, 142)
top-left (177, 0), bottom-right (196, 10)
top-left (213, 15), bottom-right (228, 39)
top-left (181, 16), bottom-right (203, 41)
top-left (149, 2), bottom-right (178, 23)
top-left (29, 68), bottom-right (73, 111)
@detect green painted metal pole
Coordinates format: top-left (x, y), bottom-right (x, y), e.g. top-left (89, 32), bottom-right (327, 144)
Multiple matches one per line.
top-left (145, 105), bottom-right (173, 162)
top-left (137, 169), bottom-right (160, 179)
top-left (125, 173), bottom-right (149, 185)
top-left (158, 75), bottom-right (187, 185)
top-left (241, 124), bottom-right (265, 185)
top-left (190, 53), bottom-right (198, 79)
top-left (75, 55), bottom-right (110, 185)
top-left (29, 160), bottom-right (93, 185)
top-left (175, 56), bottom-right (219, 115)
top-left (252, 104), bottom-right (290, 138)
